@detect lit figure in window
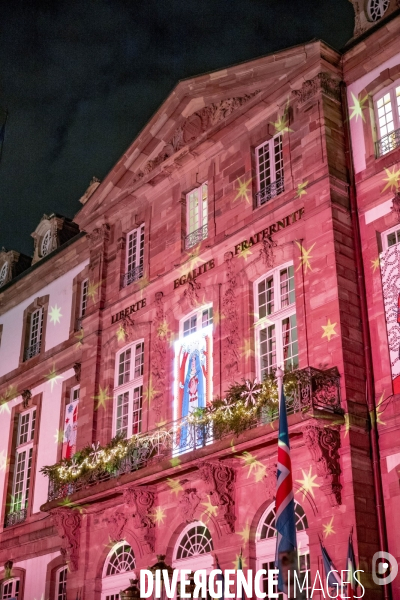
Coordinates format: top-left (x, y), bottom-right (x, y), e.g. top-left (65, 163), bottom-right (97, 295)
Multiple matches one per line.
top-left (62, 401), bottom-right (78, 459)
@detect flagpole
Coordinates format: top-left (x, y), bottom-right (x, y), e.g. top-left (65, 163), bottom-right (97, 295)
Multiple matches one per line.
top-left (276, 366), bottom-right (284, 412)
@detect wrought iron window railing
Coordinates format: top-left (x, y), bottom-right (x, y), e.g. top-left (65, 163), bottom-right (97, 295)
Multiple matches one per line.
top-left (122, 264), bottom-right (144, 288)
top-left (376, 128), bottom-right (400, 157)
top-left (255, 177), bottom-right (285, 207)
top-left (45, 366), bottom-right (341, 503)
top-left (4, 508), bottom-right (27, 528)
top-left (185, 223), bottom-right (208, 250)
top-left (24, 341), bottom-right (41, 361)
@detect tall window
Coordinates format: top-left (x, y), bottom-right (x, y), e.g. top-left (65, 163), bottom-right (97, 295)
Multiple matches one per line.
top-left (6, 408), bottom-right (36, 527)
top-left (102, 542), bottom-right (136, 600)
top-left (374, 81), bottom-right (400, 156)
top-left (114, 342), bottom-right (144, 438)
top-left (257, 502), bottom-right (310, 599)
top-left (1, 578), bottom-right (20, 599)
top-left (185, 183), bottom-right (208, 250)
top-left (75, 278), bottom-right (88, 331)
top-left (55, 566), bottom-right (67, 600)
top-left (255, 135), bottom-right (284, 207)
top-left (24, 308), bottom-right (44, 361)
top-left (254, 264), bottom-right (298, 380)
top-left (62, 386), bottom-right (79, 460)
top-left (123, 225), bottom-right (144, 287)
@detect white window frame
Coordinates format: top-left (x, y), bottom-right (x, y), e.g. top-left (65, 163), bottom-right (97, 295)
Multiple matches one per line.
top-left (256, 502), bottom-right (310, 598)
top-left (172, 521), bottom-right (214, 572)
top-left (381, 224), bottom-right (400, 251)
top-left (55, 566), bottom-right (67, 600)
top-left (367, 0), bottom-right (389, 22)
top-left (125, 224), bottom-right (145, 284)
top-left (113, 341), bottom-right (144, 438)
top-left (185, 183), bottom-right (208, 250)
top-left (254, 262), bottom-right (298, 380)
top-left (28, 307), bottom-right (44, 351)
top-left (41, 229), bottom-right (52, 257)
top-left (0, 262), bottom-right (8, 287)
top-left (1, 578), bottom-right (20, 599)
top-left (10, 408), bottom-right (36, 516)
top-left (255, 133), bottom-right (284, 192)
top-left (101, 542), bottom-right (136, 600)
top-left (374, 80), bottom-right (400, 153)
top-left (80, 278), bottom-right (88, 318)
top-left (70, 385), bottom-right (80, 403)
top-left (180, 304), bottom-right (213, 338)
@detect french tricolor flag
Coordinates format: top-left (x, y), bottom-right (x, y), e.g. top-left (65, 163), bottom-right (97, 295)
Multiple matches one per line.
top-left (320, 542), bottom-right (345, 600)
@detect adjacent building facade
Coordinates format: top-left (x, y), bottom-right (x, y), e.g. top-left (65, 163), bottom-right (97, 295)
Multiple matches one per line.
top-left (1, 4), bottom-right (400, 599)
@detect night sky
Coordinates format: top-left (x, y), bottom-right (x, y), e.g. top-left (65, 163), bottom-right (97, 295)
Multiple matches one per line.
top-left (0, 0), bottom-right (354, 256)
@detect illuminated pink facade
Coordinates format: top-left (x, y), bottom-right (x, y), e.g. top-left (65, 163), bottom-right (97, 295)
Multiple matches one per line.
top-left (1, 6), bottom-right (400, 599)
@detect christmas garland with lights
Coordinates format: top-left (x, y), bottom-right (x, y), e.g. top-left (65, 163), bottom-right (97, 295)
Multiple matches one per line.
top-left (41, 370), bottom-right (306, 488)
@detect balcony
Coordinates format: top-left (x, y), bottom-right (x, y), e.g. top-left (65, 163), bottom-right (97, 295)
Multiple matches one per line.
top-left (24, 341), bottom-right (41, 361)
top-left (376, 128), bottom-right (400, 157)
top-left (43, 367), bottom-right (341, 503)
top-left (4, 508), bottom-right (27, 528)
top-left (185, 223), bottom-right (208, 250)
top-left (122, 264), bottom-right (144, 288)
top-left (255, 177), bottom-right (284, 207)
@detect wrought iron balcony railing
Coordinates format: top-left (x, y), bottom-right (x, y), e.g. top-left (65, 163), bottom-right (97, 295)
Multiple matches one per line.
top-left (24, 341), bottom-right (41, 361)
top-left (255, 177), bottom-right (285, 207)
top-left (376, 127), bottom-right (400, 157)
top-left (185, 223), bottom-right (208, 250)
top-left (4, 508), bottom-right (27, 528)
top-left (45, 366), bottom-right (341, 503)
top-left (122, 264), bottom-right (144, 288)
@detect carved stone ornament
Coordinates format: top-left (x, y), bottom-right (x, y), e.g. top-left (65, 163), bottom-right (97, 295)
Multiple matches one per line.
top-left (183, 278), bottom-right (201, 308)
top-left (259, 235), bottom-right (277, 268)
top-left (303, 424), bottom-right (342, 507)
top-left (222, 252), bottom-right (240, 382)
top-left (22, 389), bottom-right (32, 409)
top-left (198, 461), bottom-right (236, 533)
top-left (73, 362), bottom-right (81, 383)
top-left (292, 73), bottom-right (341, 108)
top-left (86, 223), bottom-right (111, 248)
top-left (391, 193), bottom-right (400, 223)
top-left (51, 508), bottom-right (81, 571)
top-left (103, 511), bottom-right (127, 543)
top-left (264, 463), bottom-right (278, 500)
top-left (179, 489), bottom-right (201, 523)
top-left (131, 92), bottom-right (260, 185)
top-left (123, 487), bottom-right (155, 554)
top-left (150, 292), bottom-right (167, 417)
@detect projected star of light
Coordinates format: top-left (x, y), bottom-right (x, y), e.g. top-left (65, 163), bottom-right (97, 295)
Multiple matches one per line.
top-left (166, 478), bottom-right (183, 496)
top-left (0, 450), bottom-right (9, 471)
top-left (158, 319), bottom-right (171, 340)
top-left (138, 272), bottom-right (150, 298)
top-left (296, 181), bottom-right (308, 198)
top-left (0, 384), bottom-right (18, 414)
top-left (296, 466), bottom-right (319, 499)
top-left (349, 92), bottom-right (368, 122)
top-left (272, 101), bottom-right (293, 134)
top-left (250, 311), bottom-right (273, 329)
top-left (75, 328), bottom-right (84, 348)
top-left (201, 495), bottom-right (218, 519)
top-left (116, 324), bottom-right (127, 342)
top-left (45, 365), bottom-right (63, 391)
top-left (234, 177), bottom-right (252, 205)
top-left (371, 392), bottom-right (386, 427)
top-left (143, 377), bottom-right (159, 406)
top-left (87, 279), bottom-right (101, 303)
top-left (295, 241), bottom-right (315, 274)
top-left (49, 304), bottom-right (62, 325)
top-left (54, 429), bottom-right (64, 444)
top-left (93, 386), bottom-right (111, 411)
top-left (240, 339), bottom-right (253, 359)
top-left (156, 418), bottom-right (168, 428)
top-left (170, 457), bottom-right (181, 467)
top-left (233, 554), bottom-right (248, 570)
top-left (323, 517), bottom-right (335, 538)
top-left (371, 257), bottom-right (380, 273)
top-left (321, 319), bottom-right (337, 342)
top-left (237, 521), bottom-right (251, 544)
top-left (152, 506), bottom-right (166, 525)
top-left (57, 497), bottom-right (87, 514)
top-left (237, 246), bottom-right (253, 261)
top-left (179, 246), bottom-right (205, 276)
top-left (240, 451), bottom-right (264, 478)
top-left (382, 167), bottom-right (400, 193)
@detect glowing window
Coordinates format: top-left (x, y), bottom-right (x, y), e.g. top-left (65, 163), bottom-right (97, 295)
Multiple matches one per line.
top-left (374, 81), bottom-right (400, 155)
top-left (176, 524), bottom-right (213, 559)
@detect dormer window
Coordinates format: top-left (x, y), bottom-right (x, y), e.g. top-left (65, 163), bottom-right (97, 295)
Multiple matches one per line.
top-left (367, 0), bottom-right (389, 22)
top-left (374, 81), bottom-right (400, 156)
top-left (0, 262), bottom-right (8, 287)
top-left (41, 230), bottom-right (52, 257)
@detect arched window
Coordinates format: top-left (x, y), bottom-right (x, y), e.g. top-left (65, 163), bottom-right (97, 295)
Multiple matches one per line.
top-left (55, 566), bottom-right (67, 600)
top-left (172, 521), bottom-right (214, 572)
top-left (367, 0), bottom-right (389, 22)
top-left (1, 578), bottom-right (20, 599)
top-left (113, 341), bottom-right (144, 438)
top-left (374, 78), bottom-right (400, 156)
top-left (0, 262), bottom-right (8, 287)
top-left (102, 542), bottom-right (136, 600)
top-left (41, 230), bottom-right (52, 257)
top-left (256, 502), bottom-right (310, 597)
